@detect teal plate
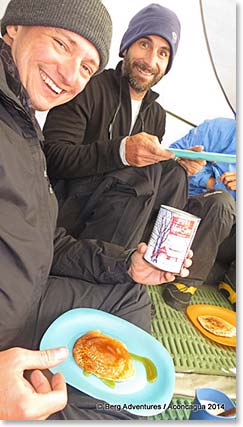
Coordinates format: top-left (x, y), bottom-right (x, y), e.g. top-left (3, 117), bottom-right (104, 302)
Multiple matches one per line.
top-left (167, 148), bottom-right (236, 163)
top-left (40, 308), bottom-right (175, 416)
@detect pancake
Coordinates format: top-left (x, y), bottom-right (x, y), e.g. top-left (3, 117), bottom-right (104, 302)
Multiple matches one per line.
top-left (197, 315), bottom-right (236, 337)
top-left (73, 330), bottom-right (135, 381)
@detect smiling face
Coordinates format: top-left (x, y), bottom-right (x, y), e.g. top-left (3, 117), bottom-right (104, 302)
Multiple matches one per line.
top-left (122, 35), bottom-right (170, 100)
top-left (5, 25), bottom-right (100, 111)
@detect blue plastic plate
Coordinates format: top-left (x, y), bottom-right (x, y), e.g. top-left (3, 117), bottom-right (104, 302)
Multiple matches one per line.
top-left (167, 148), bottom-right (236, 163)
top-left (40, 308), bottom-right (175, 416)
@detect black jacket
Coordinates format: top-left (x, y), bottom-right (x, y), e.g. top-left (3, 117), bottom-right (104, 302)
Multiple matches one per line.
top-left (0, 48), bottom-right (133, 349)
top-left (43, 62), bottom-right (166, 179)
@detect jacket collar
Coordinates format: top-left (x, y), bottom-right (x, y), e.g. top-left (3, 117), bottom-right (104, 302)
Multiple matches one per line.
top-left (0, 39), bottom-right (33, 114)
top-left (0, 38), bottom-right (43, 140)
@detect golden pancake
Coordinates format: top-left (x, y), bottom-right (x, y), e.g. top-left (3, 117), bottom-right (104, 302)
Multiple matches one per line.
top-left (197, 315), bottom-right (236, 337)
top-left (73, 330), bottom-right (135, 381)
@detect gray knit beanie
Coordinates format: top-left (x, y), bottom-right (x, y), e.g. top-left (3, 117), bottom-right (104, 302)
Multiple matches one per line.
top-left (1, 0), bottom-right (112, 73)
top-left (119, 3), bottom-right (180, 74)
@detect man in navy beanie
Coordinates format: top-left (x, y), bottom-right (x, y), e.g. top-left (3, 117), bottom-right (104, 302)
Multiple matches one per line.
top-left (119, 3), bottom-right (180, 74)
top-left (43, 4), bottom-right (201, 250)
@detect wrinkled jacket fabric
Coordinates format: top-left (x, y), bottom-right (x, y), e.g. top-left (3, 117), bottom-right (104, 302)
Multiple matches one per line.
top-left (0, 44), bottom-right (133, 349)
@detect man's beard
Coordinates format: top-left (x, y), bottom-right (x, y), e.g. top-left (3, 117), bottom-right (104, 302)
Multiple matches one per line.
top-left (122, 54), bottom-right (164, 94)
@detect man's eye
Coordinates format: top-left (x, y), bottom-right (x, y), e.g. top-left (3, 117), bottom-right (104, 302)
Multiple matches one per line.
top-left (81, 64), bottom-right (92, 76)
top-left (160, 51), bottom-right (168, 58)
top-left (140, 41), bottom-right (149, 48)
top-left (54, 39), bottom-right (66, 50)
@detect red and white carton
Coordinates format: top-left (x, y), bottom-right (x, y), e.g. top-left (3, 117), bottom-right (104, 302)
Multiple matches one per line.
top-left (144, 205), bottom-right (201, 274)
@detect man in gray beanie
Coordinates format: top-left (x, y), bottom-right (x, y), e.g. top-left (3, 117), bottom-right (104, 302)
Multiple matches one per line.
top-left (0, 0), bottom-right (193, 420)
top-left (43, 4), bottom-right (202, 250)
top-left (1, 0), bottom-right (112, 73)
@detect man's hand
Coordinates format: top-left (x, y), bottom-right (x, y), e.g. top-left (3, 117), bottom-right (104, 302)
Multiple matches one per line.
top-left (206, 176), bottom-right (215, 190)
top-left (219, 171), bottom-right (236, 191)
top-left (177, 145), bottom-right (206, 176)
top-left (128, 243), bottom-right (193, 285)
top-left (125, 132), bottom-right (174, 166)
top-left (0, 347), bottom-right (68, 420)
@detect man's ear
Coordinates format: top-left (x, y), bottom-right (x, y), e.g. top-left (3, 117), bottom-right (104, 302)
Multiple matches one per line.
top-left (4, 25), bottom-right (19, 45)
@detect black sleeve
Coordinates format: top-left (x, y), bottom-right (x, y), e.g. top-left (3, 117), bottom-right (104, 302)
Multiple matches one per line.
top-left (43, 88), bottom-right (124, 179)
top-left (52, 227), bottom-right (134, 285)
top-left (154, 102), bottom-right (166, 142)
top-left (160, 108), bottom-right (166, 142)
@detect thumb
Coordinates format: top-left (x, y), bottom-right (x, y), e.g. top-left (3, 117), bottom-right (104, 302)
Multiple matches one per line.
top-left (137, 242), bottom-right (148, 254)
top-left (18, 347), bottom-right (69, 371)
top-left (189, 145), bottom-right (204, 152)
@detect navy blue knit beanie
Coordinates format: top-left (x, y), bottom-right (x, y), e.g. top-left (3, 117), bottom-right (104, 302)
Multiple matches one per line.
top-left (119, 3), bottom-right (181, 74)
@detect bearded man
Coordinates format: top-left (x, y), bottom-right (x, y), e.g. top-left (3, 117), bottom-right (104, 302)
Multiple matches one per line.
top-left (43, 4), bottom-right (190, 248)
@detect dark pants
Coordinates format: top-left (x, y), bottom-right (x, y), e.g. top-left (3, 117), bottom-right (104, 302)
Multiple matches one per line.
top-left (178, 190), bottom-right (236, 288)
top-left (206, 224), bottom-right (236, 289)
top-left (57, 160), bottom-right (188, 249)
top-left (14, 276), bottom-right (151, 420)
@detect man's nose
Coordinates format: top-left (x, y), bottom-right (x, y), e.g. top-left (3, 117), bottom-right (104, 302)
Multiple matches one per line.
top-left (144, 49), bottom-right (157, 69)
top-left (58, 57), bottom-right (80, 86)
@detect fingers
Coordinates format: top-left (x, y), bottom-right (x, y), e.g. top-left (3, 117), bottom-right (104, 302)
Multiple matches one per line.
top-left (226, 182), bottom-right (236, 190)
top-left (187, 249), bottom-right (193, 259)
top-left (163, 272), bottom-right (175, 282)
top-left (154, 146), bottom-right (174, 159)
top-left (177, 158), bottom-right (206, 176)
top-left (51, 372), bottom-right (67, 393)
top-left (219, 172), bottom-right (236, 184)
top-left (30, 378), bottom-right (68, 420)
top-left (25, 373), bottom-right (67, 420)
top-left (189, 145), bottom-right (204, 152)
top-left (184, 256), bottom-right (193, 269)
top-left (30, 370), bottom-right (52, 393)
top-left (179, 250), bottom-right (193, 277)
top-left (219, 171), bottom-right (236, 179)
top-left (17, 347), bottom-right (69, 371)
top-left (180, 267), bottom-right (190, 278)
top-left (126, 133), bottom-right (174, 166)
top-left (218, 172), bottom-right (236, 191)
top-left (162, 250), bottom-right (193, 281)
